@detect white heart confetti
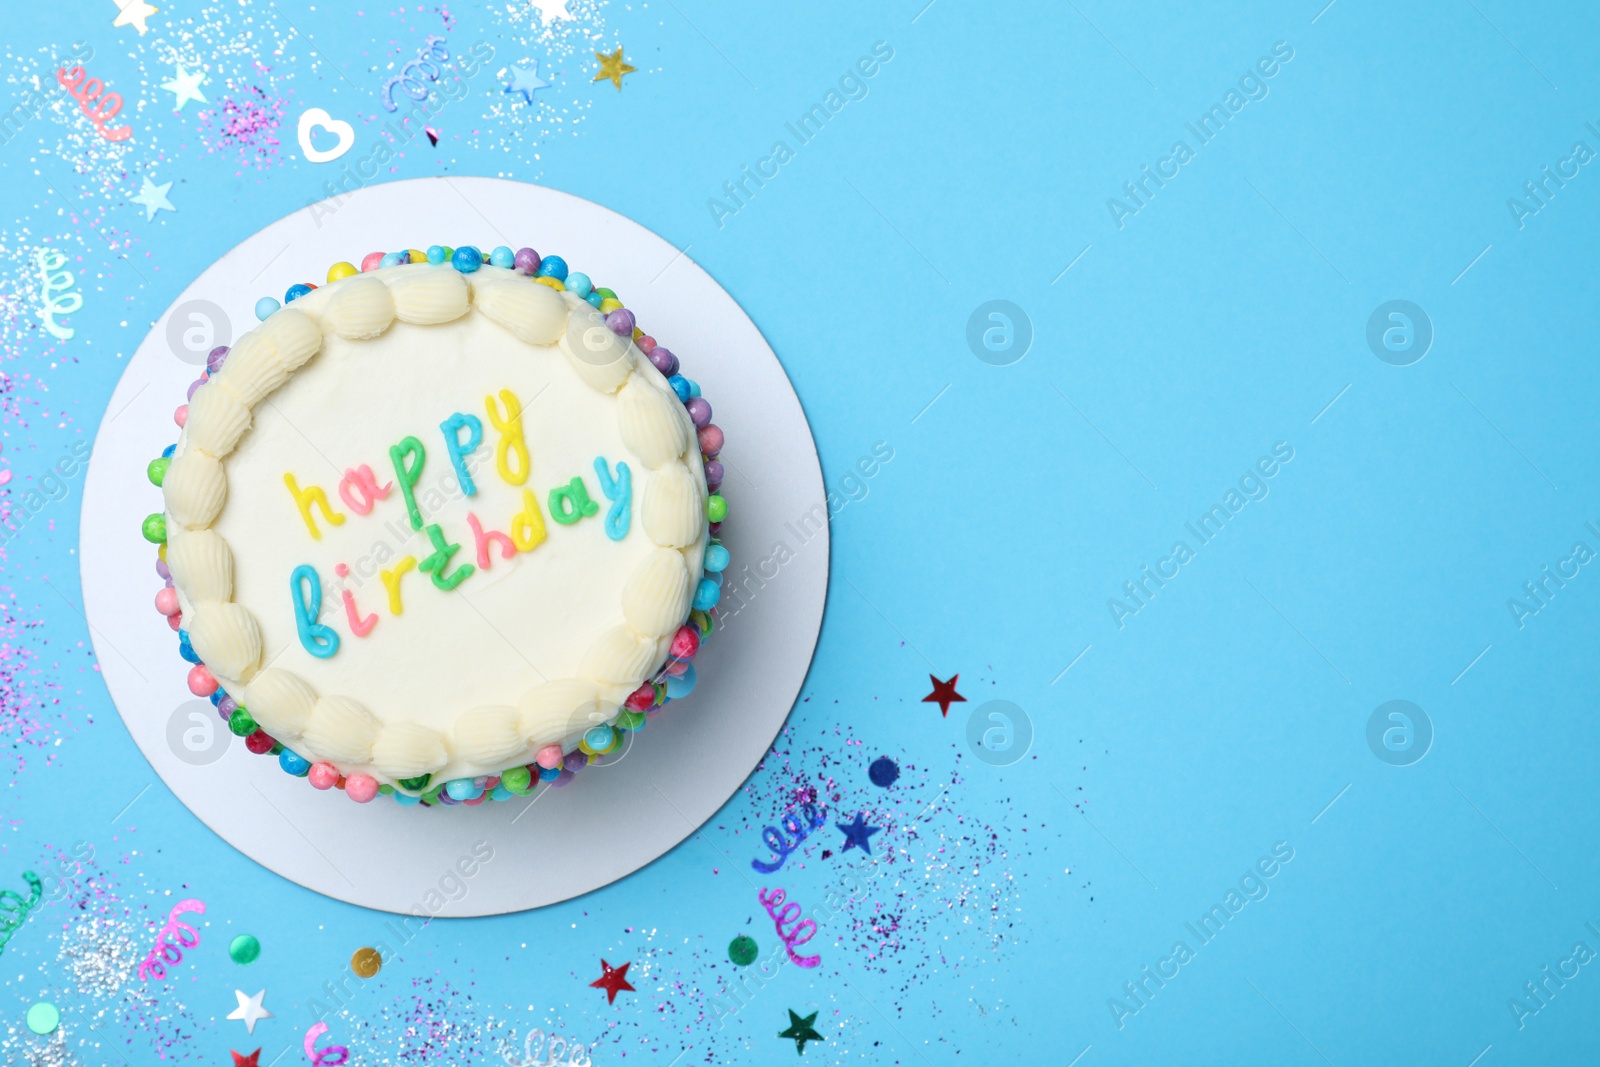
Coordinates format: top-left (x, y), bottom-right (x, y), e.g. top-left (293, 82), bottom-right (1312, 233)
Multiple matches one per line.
top-left (296, 107), bottom-right (355, 164)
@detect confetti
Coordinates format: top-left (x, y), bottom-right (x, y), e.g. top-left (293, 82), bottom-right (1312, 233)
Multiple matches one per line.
top-left (592, 46), bottom-right (635, 91)
top-left (777, 1009), bottom-right (824, 1054)
top-left (834, 811), bottom-right (881, 855)
top-left (868, 755), bottom-right (899, 787)
top-left (728, 935), bottom-right (758, 967)
top-left (25, 1001), bottom-right (59, 1035)
top-left (922, 673), bottom-right (965, 716)
top-left (228, 933), bottom-right (260, 964)
top-left (350, 946), bottom-right (381, 978)
top-left (588, 959), bottom-right (635, 1004)
top-left (227, 989), bottom-right (271, 1035)
top-left (129, 175), bottom-right (176, 221)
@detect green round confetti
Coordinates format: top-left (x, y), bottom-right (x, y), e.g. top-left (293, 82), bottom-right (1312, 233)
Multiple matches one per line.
top-left (228, 934), bottom-right (261, 964)
top-left (25, 1001), bottom-right (59, 1034)
top-left (728, 935), bottom-right (758, 967)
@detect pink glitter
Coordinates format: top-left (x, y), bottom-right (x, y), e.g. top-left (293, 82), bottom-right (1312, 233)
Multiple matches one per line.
top-left (199, 75), bottom-right (288, 172)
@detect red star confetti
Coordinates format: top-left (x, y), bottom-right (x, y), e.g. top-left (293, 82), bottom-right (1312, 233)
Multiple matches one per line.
top-left (922, 674), bottom-right (966, 717)
top-left (231, 1051), bottom-right (262, 1067)
top-left (589, 959), bottom-right (635, 1004)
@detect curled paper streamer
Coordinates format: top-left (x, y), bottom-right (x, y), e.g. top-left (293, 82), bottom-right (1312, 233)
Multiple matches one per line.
top-left (750, 802), bottom-right (826, 874)
top-left (136, 898), bottom-right (205, 981)
top-left (305, 1022), bottom-right (350, 1066)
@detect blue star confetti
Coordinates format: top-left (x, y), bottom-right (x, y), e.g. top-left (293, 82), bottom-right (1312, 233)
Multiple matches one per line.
top-left (835, 812), bottom-right (881, 856)
top-left (130, 174), bottom-right (176, 220)
top-left (504, 61), bottom-right (551, 104)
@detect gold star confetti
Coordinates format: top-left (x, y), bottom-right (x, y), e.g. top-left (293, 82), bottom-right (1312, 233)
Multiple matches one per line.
top-left (593, 46), bottom-right (636, 91)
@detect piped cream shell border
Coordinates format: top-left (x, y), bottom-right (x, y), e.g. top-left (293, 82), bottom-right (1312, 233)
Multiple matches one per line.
top-left (162, 263), bottom-right (708, 787)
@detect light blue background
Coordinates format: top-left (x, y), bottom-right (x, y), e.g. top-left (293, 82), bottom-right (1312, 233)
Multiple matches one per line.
top-left (5, 0), bottom-right (1600, 1063)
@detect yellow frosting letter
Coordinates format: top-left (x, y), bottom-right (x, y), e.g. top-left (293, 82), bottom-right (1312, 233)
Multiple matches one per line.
top-left (381, 555), bottom-right (418, 615)
top-left (485, 388), bottom-right (530, 487)
top-left (510, 489), bottom-right (546, 552)
top-left (283, 473), bottom-right (345, 541)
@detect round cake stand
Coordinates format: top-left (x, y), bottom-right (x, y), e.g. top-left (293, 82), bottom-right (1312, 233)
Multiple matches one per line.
top-left (79, 177), bottom-right (827, 915)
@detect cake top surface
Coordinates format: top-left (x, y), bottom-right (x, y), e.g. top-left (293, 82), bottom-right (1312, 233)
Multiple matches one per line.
top-left (162, 261), bottom-right (709, 785)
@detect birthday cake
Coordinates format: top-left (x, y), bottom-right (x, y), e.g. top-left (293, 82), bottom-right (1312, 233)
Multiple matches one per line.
top-left (141, 243), bottom-right (730, 808)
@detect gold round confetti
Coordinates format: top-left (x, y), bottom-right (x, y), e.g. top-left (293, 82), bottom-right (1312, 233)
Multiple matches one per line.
top-left (350, 946), bottom-right (382, 978)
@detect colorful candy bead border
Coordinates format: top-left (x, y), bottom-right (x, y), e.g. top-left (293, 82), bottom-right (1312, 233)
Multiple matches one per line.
top-left (142, 241), bottom-right (731, 808)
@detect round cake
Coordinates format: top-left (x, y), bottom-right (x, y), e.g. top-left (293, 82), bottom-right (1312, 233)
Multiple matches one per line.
top-left (141, 243), bottom-right (731, 808)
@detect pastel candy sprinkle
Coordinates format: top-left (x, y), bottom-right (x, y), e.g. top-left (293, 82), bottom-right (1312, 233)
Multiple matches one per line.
top-left (606, 308), bottom-right (636, 336)
top-left (186, 664), bottom-right (217, 696)
top-left (665, 663), bottom-right (697, 699)
top-left (651, 348), bottom-right (680, 377)
top-left (688, 575), bottom-right (720, 607)
top-left (698, 424), bottom-right (724, 457)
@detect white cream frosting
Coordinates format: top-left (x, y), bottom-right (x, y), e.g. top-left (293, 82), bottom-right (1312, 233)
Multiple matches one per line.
top-left (165, 263), bottom-right (707, 787)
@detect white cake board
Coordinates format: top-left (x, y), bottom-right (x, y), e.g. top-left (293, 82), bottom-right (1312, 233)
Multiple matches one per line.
top-left (79, 177), bottom-right (827, 915)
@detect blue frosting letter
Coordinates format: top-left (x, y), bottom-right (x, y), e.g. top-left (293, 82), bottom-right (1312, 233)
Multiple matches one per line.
top-left (440, 412), bottom-right (484, 497)
top-left (291, 564), bottom-right (340, 658)
top-left (593, 456), bottom-right (632, 541)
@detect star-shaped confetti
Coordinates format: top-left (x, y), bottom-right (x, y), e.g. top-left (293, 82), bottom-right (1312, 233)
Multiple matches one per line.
top-left (922, 673), bottom-right (966, 717)
top-left (231, 1050), bottom-right (262, 1067)
top-left (160, 63), bottom-right (207, 110)
top-left (131, 175), bottom-right (175, 221)
top-left (112, 0), bottom-right (159, 34)
top-left (505, 61), bottom-right (551, 104)
top-left (589, 959), bottom-right (635, 1004)
top-left (530, 0), bottom-right (574, 24)
top-left (836, 811), bottom-right (881, 855)
top-left (778, 1009), bottom-right (824, 1054)
top-left (593, 47), bottom-right (636, 91)
top-left (226, 989), bottom-right (271, 1034)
